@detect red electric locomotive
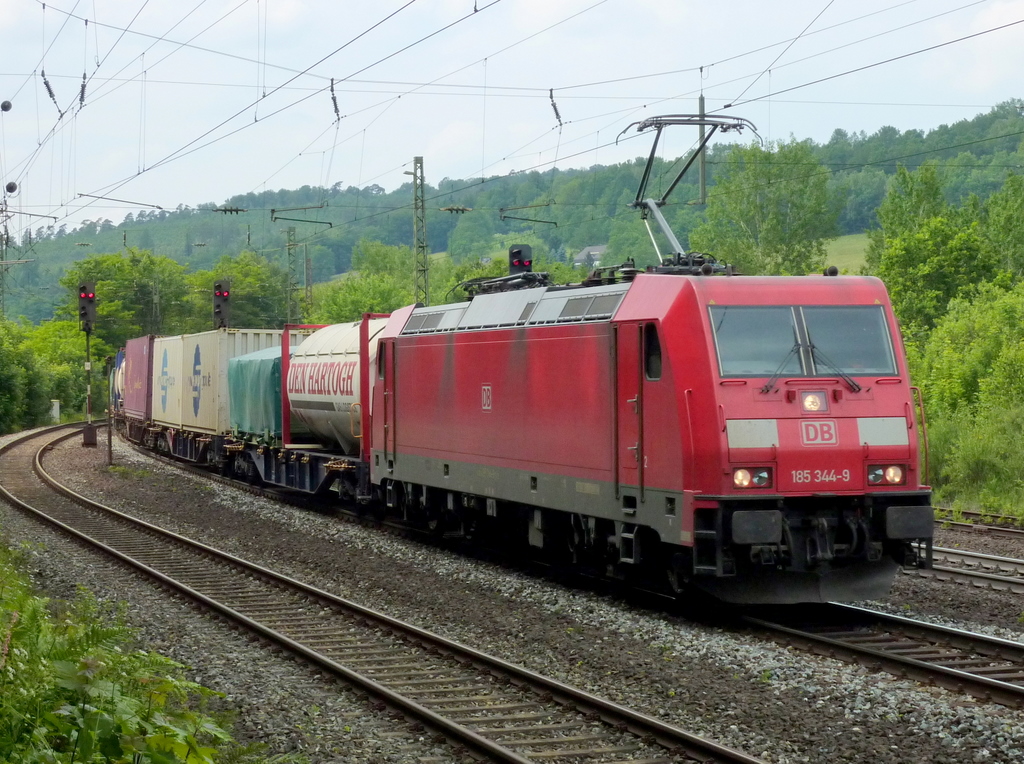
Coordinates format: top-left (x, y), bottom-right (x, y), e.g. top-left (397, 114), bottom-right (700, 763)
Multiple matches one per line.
top-left (361, 113), bottom-right (932, 604)
top-left (367, 266), bottom-right (933, 604)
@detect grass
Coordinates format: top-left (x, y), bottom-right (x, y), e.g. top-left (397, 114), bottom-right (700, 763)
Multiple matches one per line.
top-left (825, 232), bottom-right (870, 274)
top-left (108, 465), bottom-right (151, 479)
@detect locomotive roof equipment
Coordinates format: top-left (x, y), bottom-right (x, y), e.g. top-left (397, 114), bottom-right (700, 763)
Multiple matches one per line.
top-left (621, 113), bottom-right (759, 271)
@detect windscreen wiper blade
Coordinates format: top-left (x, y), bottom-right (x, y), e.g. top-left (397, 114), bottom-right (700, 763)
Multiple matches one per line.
top-left (809, 344), bottom-right (862, 392)
top-left (760, 343), bottom-right (801, 394)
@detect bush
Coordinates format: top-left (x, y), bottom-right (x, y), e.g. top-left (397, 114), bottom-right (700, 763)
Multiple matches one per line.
top-left (934, 406), bottom-right (1024, 518)
top-left (0, 542), bottom-right (299, 763)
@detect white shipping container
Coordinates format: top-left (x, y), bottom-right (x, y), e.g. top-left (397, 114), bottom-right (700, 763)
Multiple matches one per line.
top-left (152, 335), bottom-right (184, 428)
top-left (152, 329), bottom-right (306, 434)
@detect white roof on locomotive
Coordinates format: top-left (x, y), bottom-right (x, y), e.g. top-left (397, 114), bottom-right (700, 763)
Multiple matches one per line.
top-left (400, 282), bottom-right (630, 336)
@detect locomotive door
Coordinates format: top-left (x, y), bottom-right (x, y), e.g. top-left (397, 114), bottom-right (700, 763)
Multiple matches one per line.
top-left (615, 322), bottom-right (645, 500)
top-left (382, 338), bottom-right (397, 469)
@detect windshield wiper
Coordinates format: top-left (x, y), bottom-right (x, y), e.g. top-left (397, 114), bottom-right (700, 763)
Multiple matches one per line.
top-left (809, 344), bottom-right (862, 393)
top-left (760, 343), bottom-right (802, 394)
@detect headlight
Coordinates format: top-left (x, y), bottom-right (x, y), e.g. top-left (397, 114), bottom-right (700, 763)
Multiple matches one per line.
top-left (801, 391), bottom-right (827, 413)
top-left (733, 467), bottom-right (772, 489)
top-left (868, 465), bottom-right (906, 486)
top-left (884, 465), bottom-right (904, 484)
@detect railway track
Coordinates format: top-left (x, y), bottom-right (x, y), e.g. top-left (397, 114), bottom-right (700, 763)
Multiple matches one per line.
top-left (938, 508), bottom-right (1024, 528)
top-left (0, 425), bottom-right (763, 764)
top-left (743, 602), bottom-right (1024, 708)
top-left (905, 547), bottom-right (1024, 593)
top-left (935, 511), bottom-right (1024, 540)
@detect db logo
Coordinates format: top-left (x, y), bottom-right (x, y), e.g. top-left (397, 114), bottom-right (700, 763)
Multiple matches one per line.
top-left (801, 420), bottom-right (838, 446)
top-left (481, 384), bottom-right (492, 411)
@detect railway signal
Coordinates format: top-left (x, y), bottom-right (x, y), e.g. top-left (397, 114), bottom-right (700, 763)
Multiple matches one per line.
top-left (75, 282), bottom-right (98, 446)
top-left (509, 244), bottom-right (533, 275)
top-left (78, 282), bottom-right (96, 333)
top-left (213, 279), bottom-right (231, 328)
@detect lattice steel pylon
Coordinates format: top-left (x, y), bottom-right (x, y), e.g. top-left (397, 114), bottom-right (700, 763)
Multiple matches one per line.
top-left (286, 225), bottom-right (297, 323)
top-left (0, 207), bottom-right (7, 318)
top-left (410, 156), bottom-right (429, 306)
top-left (0, 206), bottom-right (29, 319)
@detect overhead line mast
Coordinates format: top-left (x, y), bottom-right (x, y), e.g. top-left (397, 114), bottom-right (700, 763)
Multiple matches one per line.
top-left (407, 156), bottom-right (429, 306)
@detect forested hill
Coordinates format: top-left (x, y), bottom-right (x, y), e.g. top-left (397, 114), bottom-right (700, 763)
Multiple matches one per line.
top-left (6, 99), bottom-right (1024, 321)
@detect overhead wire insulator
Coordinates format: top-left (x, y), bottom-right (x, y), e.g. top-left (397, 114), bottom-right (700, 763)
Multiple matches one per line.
top-left (41, 70), bottom-right (62, 117)
top-left (549, 88), bottom-right (562, 128)
top-left (79, 72), bottom-right (87, 107)
top-left (330, 78), bottom-right (340, 121)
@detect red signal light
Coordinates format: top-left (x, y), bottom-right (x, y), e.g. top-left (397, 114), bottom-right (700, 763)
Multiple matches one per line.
top-left (508, 244), bottom-right (533, 275)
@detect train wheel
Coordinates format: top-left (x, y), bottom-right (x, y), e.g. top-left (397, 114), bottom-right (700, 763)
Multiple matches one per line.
top-left (566, 513), bottom-right (591, 566)
top-left (425, 509), bottom-right (444, 535)
top-left (666, 550), bottom-right (691, 596)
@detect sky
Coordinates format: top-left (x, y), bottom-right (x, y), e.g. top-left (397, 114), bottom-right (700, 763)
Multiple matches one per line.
top-left (2, 0), bottom-right (1024, 239)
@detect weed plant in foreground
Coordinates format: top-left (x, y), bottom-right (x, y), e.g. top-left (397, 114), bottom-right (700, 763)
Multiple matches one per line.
top-left (0, 539), bottom-right (301, 763)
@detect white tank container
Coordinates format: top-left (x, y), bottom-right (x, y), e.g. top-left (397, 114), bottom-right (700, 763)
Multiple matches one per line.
top-left (113, 359), bottom-right (125, 407)
top-left (286, 318), bottom-right (388, 454)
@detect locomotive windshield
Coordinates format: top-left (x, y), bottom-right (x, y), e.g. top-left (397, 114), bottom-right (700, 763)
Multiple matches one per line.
top-left (710, 305), bottom-right (897, 377)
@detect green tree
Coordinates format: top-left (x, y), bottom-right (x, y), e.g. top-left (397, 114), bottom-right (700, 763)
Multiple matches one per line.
top-left (982, 172), bottom-right (1024, 278)
top-left (448, 211), bottom-right (497, 264)
top-left (429, 257), bottom-right (509, 305)
top-left (17, 319), bottom-right (111, 419)
top-left (876, 216), bottom-right (1002, 341)
top-left (306, 241), bottom-right (416, 323)
top-left (186, 251), bottom-right (291, 331)
top-left (606, 220), bottom-right (659, 268)
top-left (60, 250), bottom-right (190, 346)
top-left (688, 139), bottom-right (840, 274)
top-left (308, 272), bottom-right (414, 323)
top-left (0, 321), bottom-right (68, 433)
top-left (915, 281), bottom-right (1024, 510)
top-left (866, 163), bottom-right (946, 272)
top-left (917, 281), bottom-right (1024, 416)
top-left (0, 322), bottom-right (32, 433)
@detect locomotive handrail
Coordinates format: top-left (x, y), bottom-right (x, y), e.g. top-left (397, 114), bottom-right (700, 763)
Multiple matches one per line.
top-left (911, 385), bottom-right (931, 486)
top-left (349, 402), bottom-right (362, 440)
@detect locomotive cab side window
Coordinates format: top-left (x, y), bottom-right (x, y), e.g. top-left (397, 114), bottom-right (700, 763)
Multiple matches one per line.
top-left (377, 342), bottom-right (385, 379)
top-left (644, 323), bottom-right (662, 380)
top-left (710, 305), bottom-right (896, 378)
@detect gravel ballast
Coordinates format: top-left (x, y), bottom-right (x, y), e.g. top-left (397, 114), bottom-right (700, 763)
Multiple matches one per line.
top-left (3, 430), bottom-right (1024, 763)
